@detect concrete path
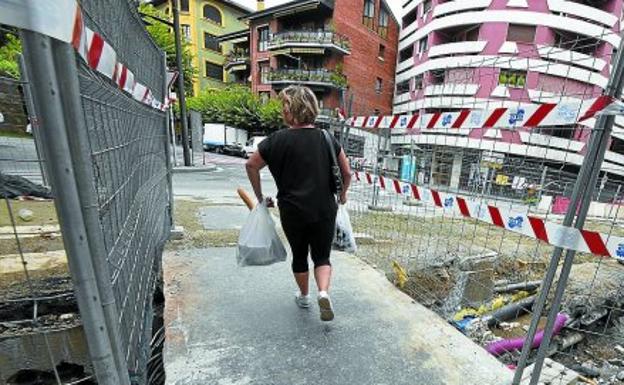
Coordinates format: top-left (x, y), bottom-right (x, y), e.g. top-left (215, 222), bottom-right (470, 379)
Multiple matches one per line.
top-left (163, 247), bottom-right (513, 385)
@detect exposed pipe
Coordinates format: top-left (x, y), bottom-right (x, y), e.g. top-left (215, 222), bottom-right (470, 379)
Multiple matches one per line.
top-left (484, 296), bottom-right (536, 328)
top-left (494, 281), bottom-right (541, 294)
top-left (486, 313), bottom-right (568, 357)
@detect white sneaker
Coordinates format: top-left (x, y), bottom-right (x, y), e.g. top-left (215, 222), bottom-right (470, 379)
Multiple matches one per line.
top-left (318, 291), bottom-right (334, 321)
top-left (294, 292), bottom-right (311, 308)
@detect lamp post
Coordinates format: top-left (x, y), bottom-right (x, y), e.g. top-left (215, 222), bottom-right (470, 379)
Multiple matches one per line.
top-left (141, 1), bottom-right (192, 166)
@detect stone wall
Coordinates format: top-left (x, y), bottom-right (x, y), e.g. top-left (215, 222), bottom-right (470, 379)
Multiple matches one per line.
top-left (0, 78), bottom-right (27, 134)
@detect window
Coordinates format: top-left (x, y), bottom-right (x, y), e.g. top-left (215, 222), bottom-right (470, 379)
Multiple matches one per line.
top-left (430, 70), bottom-right (444, 84)
top-left (466, 26), bottom-right (480, 42)
top-left (257, 26), bottom-right (269, 52)
top-left (402, 8), bottom-right (417, 28)
top-left (180, 0), bottom-right (189, 12)
top-left (423, 0), bottom-right (432, 14)
top-left (204, 32), bottom-right (221, 52)
top-left (375, 77), bottom-right (383, 94)
top-left (506, 24), bottom-right (536, 43)
top-left (205, 61), bottom-right (223, 81)
top-left (413, 75), bottom-right (423, 90)
top-left (181, 24), bottom-right (191, 41)
top-left (165, 7), bottom-right (170, 14)
top-left (363, 0), bottom-right (375, 29)
top-left (498, 70), bottom-right (527, 88)
top-left (399, 45), bottom-right (414, 62)
top-left (554, 30), bottom-right (599, 55)
top-left (259, 62), bottom-right (270, 83)
top-left (379, 6), bottom-right (389, 38)
top-left (396, 80), bottom-right (410, 94)
top-left (378, 44), bottom-right (386, 59)
top-left (203, 4), bottom-right (222, 25)
top-left (418, 36), bottom-right (428, 53)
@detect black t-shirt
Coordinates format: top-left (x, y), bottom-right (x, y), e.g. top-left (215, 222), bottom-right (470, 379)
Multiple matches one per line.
top-left (258, 128), bottom-right (341, 223)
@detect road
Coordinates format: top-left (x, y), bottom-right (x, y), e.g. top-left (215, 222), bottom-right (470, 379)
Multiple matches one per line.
top-left (173, 152), bottom-right (277, 204)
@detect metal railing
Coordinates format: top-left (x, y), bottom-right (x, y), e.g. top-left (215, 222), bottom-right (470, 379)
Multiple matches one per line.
top-left (267, 68), bottom-right (347, 88)
top-left (268, 30), bottom-right (351, 52)
top-left (224, 49), bottom-right (250, 70)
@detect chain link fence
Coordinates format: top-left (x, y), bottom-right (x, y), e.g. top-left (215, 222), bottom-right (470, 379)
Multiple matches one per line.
top-left (332, 67), bottom-right (624, 384)
top-left (335, 120), bottom-right (624, 384)
top-left (1, 0), bottom-right (172, 383)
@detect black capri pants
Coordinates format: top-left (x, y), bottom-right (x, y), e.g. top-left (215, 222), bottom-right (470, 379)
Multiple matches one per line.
top-left (280, 209), bottom-right (336, 273)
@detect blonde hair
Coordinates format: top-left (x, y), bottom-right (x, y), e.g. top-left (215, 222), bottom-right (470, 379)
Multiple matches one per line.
top-left (278, 85), bottom-right (319, 126)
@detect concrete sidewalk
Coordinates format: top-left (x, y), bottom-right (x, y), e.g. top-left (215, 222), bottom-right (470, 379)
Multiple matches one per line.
top-left (163, 247), bottom-right (513, 385)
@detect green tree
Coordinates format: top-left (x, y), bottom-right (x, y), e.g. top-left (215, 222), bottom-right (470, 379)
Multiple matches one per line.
top-left (139, 4), bottom-right (195, 94)
top-left (0, 32), bottom-right (21, 79)
top-left (187, 86), bottom-right (284, 133)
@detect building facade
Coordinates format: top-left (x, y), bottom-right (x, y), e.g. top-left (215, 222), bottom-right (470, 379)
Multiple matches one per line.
top-left (392, 0), bottom-right (624, 190)
top-left (153, 0), bottom-right (252, 95)
top-left (242, 0), bottom-right (399, 119)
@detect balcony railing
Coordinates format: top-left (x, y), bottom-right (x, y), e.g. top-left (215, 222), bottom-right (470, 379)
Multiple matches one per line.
top-left (267, 69), bottom-right (347, 89)
top-left (224, 49), bottom-right (250, 71)
top-left (268, 31), bottom-right (351, 54)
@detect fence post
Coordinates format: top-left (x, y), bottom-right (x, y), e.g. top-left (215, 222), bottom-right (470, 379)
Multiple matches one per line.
top-left (52, 41), bottom-right (133, 385)
top-left (513, 33), bottom-right (624, 385)
top-left (20, 31), bottom-right (122, 385)
top-left (18, 54), bottom-right (47, 187)
top-left (163, 53), bottom-right (175, 227)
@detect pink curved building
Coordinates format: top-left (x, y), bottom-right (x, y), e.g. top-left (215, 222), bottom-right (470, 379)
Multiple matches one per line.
top-left (393, 0), bottom-right (624, 188)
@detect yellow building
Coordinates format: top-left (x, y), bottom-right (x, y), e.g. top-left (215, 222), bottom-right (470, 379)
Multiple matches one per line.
top-left (152, 0), bottom-right (252, 96)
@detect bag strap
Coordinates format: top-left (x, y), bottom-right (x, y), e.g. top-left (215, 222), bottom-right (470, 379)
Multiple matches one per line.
top-left (321, 129), bottom-right (343, 191)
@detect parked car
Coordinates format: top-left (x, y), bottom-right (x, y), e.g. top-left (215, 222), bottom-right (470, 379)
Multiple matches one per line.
top-left (223, 142), bottom-right (246, 158)
top-left (244, 136), bottom-right (267, 158)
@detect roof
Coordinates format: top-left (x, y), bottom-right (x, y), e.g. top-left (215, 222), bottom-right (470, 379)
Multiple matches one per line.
top-left (148, 0), bottom-right (253, 15)
top-left (217, 28), bottom-right (250, 42)
top-left (380, 0), bottom-right (400, 26)
top-left (240, 0), bottom-right (335, 21)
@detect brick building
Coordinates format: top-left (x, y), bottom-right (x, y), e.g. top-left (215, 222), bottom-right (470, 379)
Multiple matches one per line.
top-left (241, 0), bottom-right (399, 119)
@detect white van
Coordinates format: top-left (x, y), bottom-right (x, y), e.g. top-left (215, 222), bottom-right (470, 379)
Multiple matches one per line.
top-left (244, 136), bottom-right (267, 158)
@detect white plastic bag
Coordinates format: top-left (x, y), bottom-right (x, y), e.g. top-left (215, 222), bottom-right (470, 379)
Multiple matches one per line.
top-left (237, 201), bottom-right (287, 266)
top-left (333, 205), bottom-right (357, 253)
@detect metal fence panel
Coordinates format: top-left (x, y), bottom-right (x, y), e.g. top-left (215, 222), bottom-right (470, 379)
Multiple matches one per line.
top-left (335, 28), bottom-right (624, 383)
top-left (5, 1), bottom-right (172, 383)
top-left (75, 0), bottom-right (172, 379)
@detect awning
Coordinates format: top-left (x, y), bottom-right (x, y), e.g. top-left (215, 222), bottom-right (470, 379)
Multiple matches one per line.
top-left (270, 47), bottom-right (326, 56)
top-left (292, 47), bottom-right (325, 54)
top-left (228, 64), bottom-right (248, 72)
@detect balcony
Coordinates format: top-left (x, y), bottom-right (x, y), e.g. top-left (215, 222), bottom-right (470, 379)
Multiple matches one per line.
top-left (267, 69), bottom-right (347, 89)
top-left (224, 49), bottom-right (250, 72)
top-left (268, 31), bottom-right (351, 55)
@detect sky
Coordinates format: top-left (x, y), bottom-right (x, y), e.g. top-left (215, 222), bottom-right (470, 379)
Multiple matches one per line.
top-left (229, 0), bottom-right (402, 19)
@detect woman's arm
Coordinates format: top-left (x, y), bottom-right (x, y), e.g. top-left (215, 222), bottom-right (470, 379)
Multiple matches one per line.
top-left (245, 151), bottom-right (267, 202)
top-left (337, 149), bottom-right (352, 204)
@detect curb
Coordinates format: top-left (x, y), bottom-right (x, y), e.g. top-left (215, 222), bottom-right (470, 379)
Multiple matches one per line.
top-left (173, 164), bottom-right (218, 174)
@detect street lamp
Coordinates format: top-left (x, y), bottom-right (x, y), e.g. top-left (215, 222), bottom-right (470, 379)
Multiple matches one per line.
top-left (140, 0), bottom-right (192, 167)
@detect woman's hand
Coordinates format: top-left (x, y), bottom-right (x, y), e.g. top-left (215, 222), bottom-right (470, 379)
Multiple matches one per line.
top-left (339, 191), bottom-right (347, 205)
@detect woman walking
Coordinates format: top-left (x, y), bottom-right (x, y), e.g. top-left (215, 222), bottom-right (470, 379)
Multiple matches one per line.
top-left (245, 85), bottom-right (351, 321)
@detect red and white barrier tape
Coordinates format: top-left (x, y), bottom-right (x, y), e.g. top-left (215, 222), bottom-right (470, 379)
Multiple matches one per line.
top-left (347, 96), bottom-right (624, 132)
top-left (0, 0), bottom-right (169, 112)
top-left (354, 171), bottom-right (624, 261)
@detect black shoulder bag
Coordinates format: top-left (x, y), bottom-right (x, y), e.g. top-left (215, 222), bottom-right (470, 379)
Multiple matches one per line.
top-left (321, 129), bottom-right (343, 197)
